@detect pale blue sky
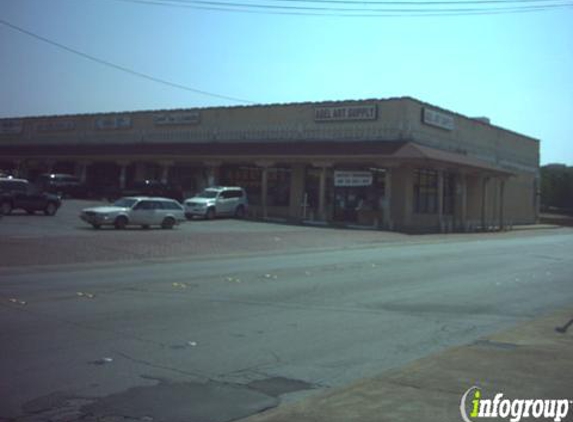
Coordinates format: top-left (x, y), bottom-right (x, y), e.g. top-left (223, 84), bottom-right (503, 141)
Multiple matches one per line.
top-left (1, 0), bottom-right (572, 164)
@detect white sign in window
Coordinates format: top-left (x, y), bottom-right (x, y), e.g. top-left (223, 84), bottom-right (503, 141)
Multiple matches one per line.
top-left (334, 171), bottom-right (373, 187)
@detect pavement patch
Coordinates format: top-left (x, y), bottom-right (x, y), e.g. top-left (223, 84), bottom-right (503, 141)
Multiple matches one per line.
top-left (81, 379), bottom-right (278, 422)
top-left (247, 377), bottom-right (316, 398)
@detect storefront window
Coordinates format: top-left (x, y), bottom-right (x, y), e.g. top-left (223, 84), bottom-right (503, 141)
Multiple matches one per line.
top-left (414, 169), bottom-right (456, 215)
top-left (221, 165), bottom-right (262, 205)
top-left (220, 165), bottom-right (291, 207)
top-left (267, 168), bottom-right (291, 207)
top-left (332, 168), bottom-right (385, 223)
top-left (443, 173), bottom-right (455, 215)
top-left (414, 169), bottom-right (438, 214)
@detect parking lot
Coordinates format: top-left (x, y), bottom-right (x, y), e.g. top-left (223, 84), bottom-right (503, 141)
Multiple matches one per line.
top-left (1, 199), bottom-right (569, 269)
top-left (0, 199), bottom-right (415, 268)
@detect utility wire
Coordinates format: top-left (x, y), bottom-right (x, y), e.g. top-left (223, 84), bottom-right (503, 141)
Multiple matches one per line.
top-left (156, 0), bottom-right (573, 6)
top-left (115, 0), bottom-right (573, 14)
top-left (0, 19), bottom-right (256, 104)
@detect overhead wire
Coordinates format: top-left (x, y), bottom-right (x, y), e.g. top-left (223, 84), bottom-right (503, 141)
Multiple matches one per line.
top-left (162, 0), bottom-right (572, 5)
top-left (113, 0), bottom-right (573, 15)
top-left (0, 19), bottom-right (256, 104)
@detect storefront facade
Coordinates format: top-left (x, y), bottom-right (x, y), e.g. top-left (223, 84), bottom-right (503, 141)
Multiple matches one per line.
top-left (0, 97), bottom-right (540, 232)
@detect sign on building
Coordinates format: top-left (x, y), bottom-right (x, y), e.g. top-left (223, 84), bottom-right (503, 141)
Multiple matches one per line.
top-left (334, 171), bottom-right (373, 187)
top-left (37, 120), bottom-right (76, 132)
top-left (315, 105), bottom-right (377, 122)
top-left (422, 108), bottom-right (455, 131)
top-left (0, 120), bottom-right (23, 134)
top-left (95, 116), bottom-right (132, 130)
top-left (154, 112), bottom-right (200, 126)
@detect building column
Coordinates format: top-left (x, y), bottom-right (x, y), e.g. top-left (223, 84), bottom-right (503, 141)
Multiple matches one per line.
top-left (481, 176), bottom-right (490, 231)
top-left (289, 163), bottom-right (305, 219)
top-left (12, 159), bottom-right (24, 178)
top-left (319, 167), bottom-right (327, 221)
top-left (159, 160), bottom-right (173, 184)
top-left (77, 161), bottom-right (91, 184)
top-left (499, 177), bottom-right (506, 231)
top-left (534, 173), bottom-right (540, 224)
top-left (117, 161), bottom-right (130, 189)
top-left (311, 162), bottom-right (332, 222)
top-left (202, 161), bottom-right (222, 188)
top-left (437, 169), bottom-right (444, 233)
top-left (383, 167), bottom-right (393, 230)
top-left (255, 161), bottom-right (274, 219)
top-left (459, 172), bottom-right (468, 232)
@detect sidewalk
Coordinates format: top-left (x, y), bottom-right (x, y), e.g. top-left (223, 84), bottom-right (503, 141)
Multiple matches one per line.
top-left (239, 308), bottom-right (573, 422)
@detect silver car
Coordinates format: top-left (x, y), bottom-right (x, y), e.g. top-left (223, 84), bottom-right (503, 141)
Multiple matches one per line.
top-left (80, 197), bottom-right (186, 229)
top-left (184, 186), bottom-right (248, 219)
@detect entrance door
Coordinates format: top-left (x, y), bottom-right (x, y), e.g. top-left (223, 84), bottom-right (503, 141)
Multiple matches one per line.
top-left (333, 187), bottom-right (365, 222)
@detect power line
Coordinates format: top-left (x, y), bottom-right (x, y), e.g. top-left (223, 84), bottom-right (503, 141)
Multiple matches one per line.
top-left (114, 0), bottom-right (573, 15)
top-left (164, 0), bottom-right (572, 4)
top-left (0, 19), bottom-right (256, 104)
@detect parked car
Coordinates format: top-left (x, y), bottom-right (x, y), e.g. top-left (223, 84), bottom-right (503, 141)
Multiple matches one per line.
top-left (80, 197), bottom-right (186, 229)
top-left (36, 173), bottom-right (88, 198)
top-left (184, 186), bottom-right (248, 219)
top-left (0, 177), bottom-right (62, 216)
top-left (106, 180), bottom-right (183, 202)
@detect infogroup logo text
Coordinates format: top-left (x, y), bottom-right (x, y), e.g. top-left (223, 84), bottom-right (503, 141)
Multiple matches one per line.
top-left (460, 386), bottom-right (571, 422)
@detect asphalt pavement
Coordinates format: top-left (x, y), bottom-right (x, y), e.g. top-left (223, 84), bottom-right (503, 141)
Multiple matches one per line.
top-left (0, 200), bottom-right (572, 421)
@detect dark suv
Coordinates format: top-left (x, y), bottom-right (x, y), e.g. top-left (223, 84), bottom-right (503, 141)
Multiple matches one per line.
top-left (36, 173), bottom-right (88, 198)
top-left (0, 178), bottom-right (62, 216)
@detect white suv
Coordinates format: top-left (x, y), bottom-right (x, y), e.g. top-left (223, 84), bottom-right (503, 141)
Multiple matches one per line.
top-left (184, 187), bottom-right (248, 220)
top-left (80, 197), bottom-right (185, 229)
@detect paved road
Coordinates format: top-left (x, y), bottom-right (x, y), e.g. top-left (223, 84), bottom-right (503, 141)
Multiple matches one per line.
top-left (1, 223), bottom-right (572, 421)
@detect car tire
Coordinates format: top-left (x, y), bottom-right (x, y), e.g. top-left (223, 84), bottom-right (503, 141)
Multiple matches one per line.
top-left (141, 225), bottom-right (150, 229)
top-left (26, 209), bottom-right (35, 215)
top-left (91, 223), bottom-right (101, 229)
top-left (205, 207), bottom-right (216, 220)
top-left (234, 205), bottom-right (245, 219)
top-left (1, 202), bottom-right (12, 216)
top-left (161, 217), bottom-right (175, 229)
top-left (114, 216), bottom-right (128, 230)
top-left (44, 202), bottom-right (58, 216)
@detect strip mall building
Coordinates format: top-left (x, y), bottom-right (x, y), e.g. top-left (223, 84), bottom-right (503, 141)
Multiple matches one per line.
top-left (0, 97), bottom-right (539, 232)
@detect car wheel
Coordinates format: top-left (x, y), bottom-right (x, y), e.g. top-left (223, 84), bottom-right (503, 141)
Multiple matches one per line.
top-left (234, 205), bottom-right (245, 219)
top-left (114, 216), bottom-right (128, 230)
top-left (1, 202), bottom-right (12, 215)
top-left (26, 209), bottom-right (35, 215)
top-left (161, 217), bottom-right (175, 229)
top-left (44, 202), bottom-right (58, 216)
top-left (91, 223), bottom-right (101, 229)
top-left (141, 225), bottom-right (150, 229)
top-left (205, 207), bottom-right (216, 220)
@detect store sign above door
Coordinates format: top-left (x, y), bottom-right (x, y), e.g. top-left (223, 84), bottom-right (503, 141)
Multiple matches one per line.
top-left (422, 108), bottom-right (455, 131)
top-left (334, 171), bottom-right (373, 187)
top-left (95, 116), bottom-right (132, 130)
top-left (154, 112), bottom-right (200, 126)
top-left (314, 105), bottom-right (377, 122)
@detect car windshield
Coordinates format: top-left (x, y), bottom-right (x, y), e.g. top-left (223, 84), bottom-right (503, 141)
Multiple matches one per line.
top-left (113, 198), bottom-right (138, 208)
top-left (196, 190), bottom-right (218, 199)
